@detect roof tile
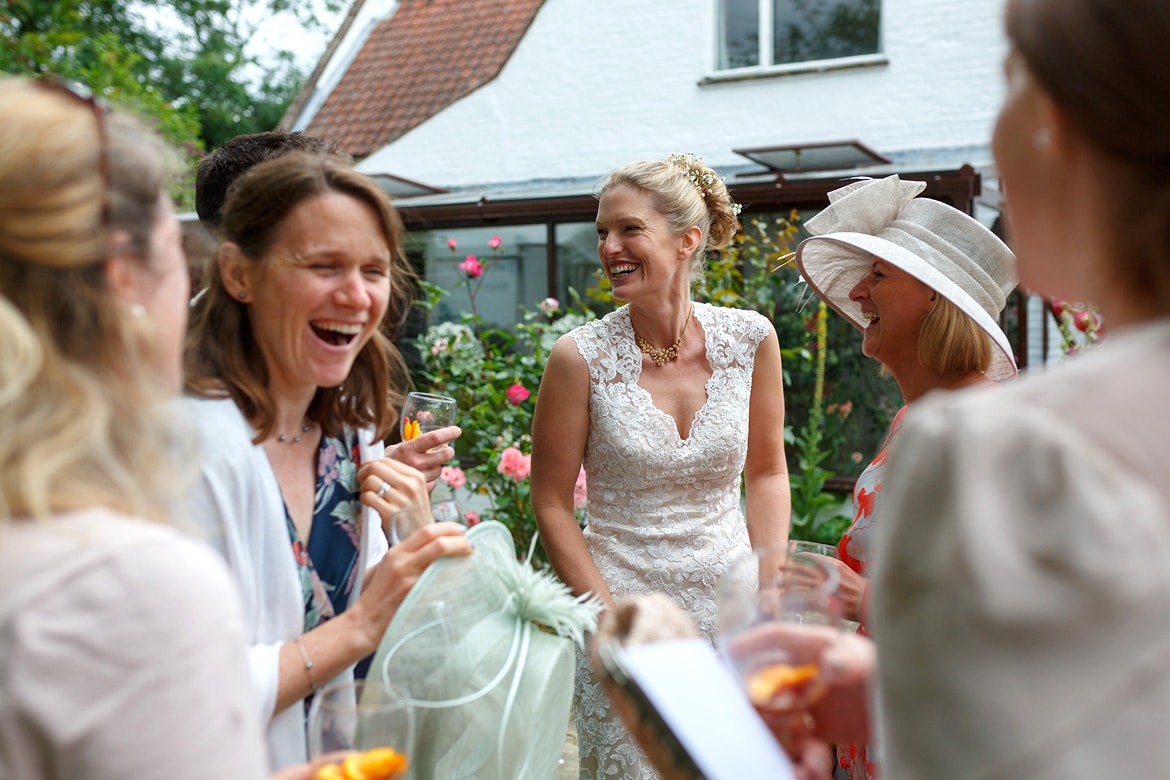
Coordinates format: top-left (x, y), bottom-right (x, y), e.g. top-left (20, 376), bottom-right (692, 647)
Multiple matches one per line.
top-left (307, 0), bottom-right (546, 157)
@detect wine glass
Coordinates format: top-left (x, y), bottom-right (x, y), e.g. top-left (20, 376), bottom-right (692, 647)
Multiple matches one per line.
top-left (399, 392), bottom-right (457, 443)
top-left (716, 547), bottom-right (843, 750)
top-left (388, 505), bottom-right (433, 546)
top-left (430, 498), bottom-right (467, 527)
top-left (308, 678), bottom-right (414, 768)
top-left (787, 539), bottom-right (840, 560)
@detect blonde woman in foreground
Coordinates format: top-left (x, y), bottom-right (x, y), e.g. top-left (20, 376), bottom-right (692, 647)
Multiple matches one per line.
top-left (0, 75), bottom-right (322, 780)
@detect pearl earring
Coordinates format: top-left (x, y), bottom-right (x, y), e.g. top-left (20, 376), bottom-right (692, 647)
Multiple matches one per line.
top-left (1032, 127), bottom-right (1051, 150)
top-left (129, 303), bottom-right (146, 318)
top-left (238, 290), bottom-right (248, 300)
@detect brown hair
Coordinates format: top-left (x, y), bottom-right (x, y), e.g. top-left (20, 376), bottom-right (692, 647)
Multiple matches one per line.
top-left (0, 77), bottom-right (178, 522)
top-left (918, 296), bottom-right (993, 377)
top-left (598, 155), bottom-right (741, 282)
top-left (1006, 0), bottom-right (1170, 310)
top-left (186, 152), bottom-right (413, 442)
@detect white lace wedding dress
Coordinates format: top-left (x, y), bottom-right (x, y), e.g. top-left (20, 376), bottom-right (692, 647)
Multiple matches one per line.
top-left (568, 302), bottom-right (768, 779)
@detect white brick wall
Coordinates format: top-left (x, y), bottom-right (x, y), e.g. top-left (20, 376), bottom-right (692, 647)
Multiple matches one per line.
top-left (344, 0), bottom-right (1008, 188)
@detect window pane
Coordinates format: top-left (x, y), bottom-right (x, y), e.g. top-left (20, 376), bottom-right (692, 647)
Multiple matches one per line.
top-left (409, 225), bottom-right (548, 330)
top-left (719, 0), bottom-right (760, 69)
top-left (772, 0), bottom-right (880, 65)
top-left (553, 222), bottom-right (609, 317)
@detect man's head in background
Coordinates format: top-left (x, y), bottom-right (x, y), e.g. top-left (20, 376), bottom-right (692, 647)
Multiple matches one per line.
top-left (195, 131), bottom-right (351, 229)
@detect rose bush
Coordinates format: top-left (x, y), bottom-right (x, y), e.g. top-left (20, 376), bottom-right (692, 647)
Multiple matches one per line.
top-left (412, 237), bottom-right (595, 561)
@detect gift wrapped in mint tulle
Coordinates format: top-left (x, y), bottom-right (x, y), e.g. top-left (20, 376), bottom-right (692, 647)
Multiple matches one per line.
top-left (365, 520), bottom-right (601, 780)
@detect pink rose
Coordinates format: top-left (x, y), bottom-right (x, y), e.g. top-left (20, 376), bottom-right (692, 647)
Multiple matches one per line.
top-left (447, 238), bottom-right (458, 250)
top-left (488, 235), bottom-right (502, 250)
top-left (573, 467), bottom-right (588, 510)
top-left (440, 466), bottom-right (466, 489)
top-left (497, 446), bottom-right (532, 481)
top-left (538, 297), bottom-right (559, 314)
top-left (465, 511), bottom-right (481, 527)
top-left (505, 382), bottom-right (530, 405)
top-left (459, 255), bottom-right (483, 278)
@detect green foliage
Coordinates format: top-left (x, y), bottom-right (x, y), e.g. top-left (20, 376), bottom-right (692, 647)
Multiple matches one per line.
top-left (785, 301), bottom-right (851, 543)
top-left (2, 0), bottom-right (335, 206)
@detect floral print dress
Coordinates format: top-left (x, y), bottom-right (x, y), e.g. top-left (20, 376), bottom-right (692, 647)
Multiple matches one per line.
top-left (284, 428), bottom-right (364, 634)
top-left (835, 405), bottom-right (908, 780)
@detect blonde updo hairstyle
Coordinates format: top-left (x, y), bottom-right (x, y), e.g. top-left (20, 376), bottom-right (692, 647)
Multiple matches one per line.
top-left (0, 76), bottom-right (180, 523)
top-left (598, 154), bottom-right (741, 282)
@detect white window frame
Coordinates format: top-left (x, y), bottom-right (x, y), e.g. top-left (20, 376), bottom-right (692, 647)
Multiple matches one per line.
top-left (708, 0), bottom-right (885, 83)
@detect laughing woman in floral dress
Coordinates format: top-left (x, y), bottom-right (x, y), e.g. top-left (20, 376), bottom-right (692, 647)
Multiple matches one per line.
top-left (184, 153), bottom-right (472, 769)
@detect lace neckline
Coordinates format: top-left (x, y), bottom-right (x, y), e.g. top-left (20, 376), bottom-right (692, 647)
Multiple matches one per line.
top-left (621, 304), bottom-right (716, 442)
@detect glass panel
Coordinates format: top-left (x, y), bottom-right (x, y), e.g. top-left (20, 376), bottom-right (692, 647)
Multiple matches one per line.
top-left (408, 225), bottom-right (549, 330)
top-left (719, 0), bottom-right (761, 69)
top-left (772, 0), bottom-right (880, 65)
top-left (553, 222), bottom-right (611, 318)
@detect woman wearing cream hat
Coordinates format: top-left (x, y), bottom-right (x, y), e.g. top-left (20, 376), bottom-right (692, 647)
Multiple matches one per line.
top-left (793, 174), bottom-right (1017, 779)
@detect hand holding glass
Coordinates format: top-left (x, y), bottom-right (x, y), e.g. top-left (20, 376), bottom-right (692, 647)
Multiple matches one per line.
top-left (399, 392), bottom-right (457, 442)
top-left (717, 548), bottom-right (843, 750)
top-left (308, 679), bottom-right (414, 772)
top-left (388, 505), bottom-right (433, 546)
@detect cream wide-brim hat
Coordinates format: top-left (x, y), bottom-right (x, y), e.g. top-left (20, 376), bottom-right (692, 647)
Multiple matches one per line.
top-left (795, 175), bottom-right (1018, 381)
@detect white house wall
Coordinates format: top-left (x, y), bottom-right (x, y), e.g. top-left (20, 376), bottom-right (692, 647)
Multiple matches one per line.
top-left (355, 0), bottom-right (1008, 188)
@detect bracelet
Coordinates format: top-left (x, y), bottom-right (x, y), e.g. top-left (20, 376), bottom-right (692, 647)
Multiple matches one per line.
top-left (294, 636), bottom-right (321, 693)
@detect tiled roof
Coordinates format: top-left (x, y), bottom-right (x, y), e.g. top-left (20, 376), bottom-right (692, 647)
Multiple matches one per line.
top-left (304, 0), bottom-right (546, 158)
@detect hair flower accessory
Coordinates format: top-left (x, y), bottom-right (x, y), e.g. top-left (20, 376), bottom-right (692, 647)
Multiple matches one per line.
top-left (666, 152), bottom-right (743, 216)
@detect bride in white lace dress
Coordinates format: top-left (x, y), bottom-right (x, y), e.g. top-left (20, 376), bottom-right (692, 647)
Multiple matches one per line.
top-left (531, 155), bottom-right (791, 779)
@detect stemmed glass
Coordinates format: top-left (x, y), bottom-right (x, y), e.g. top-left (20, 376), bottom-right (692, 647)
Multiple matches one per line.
top-left (399, 392), bottom-right (457, 443)
top-left (716, 547), bottom-right (843, 750)
top-left (388, 506), bottom-right (433, 546)
top-left (308, 678), bottom-right (414, 774)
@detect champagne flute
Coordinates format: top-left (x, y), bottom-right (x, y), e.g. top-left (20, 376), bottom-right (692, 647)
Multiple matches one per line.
top-left (716, 547), bottom-right (843, 750)
top-left (308, 678), bottom-right (414, 772)
top-left (399, 392), bottom-right (457, 443)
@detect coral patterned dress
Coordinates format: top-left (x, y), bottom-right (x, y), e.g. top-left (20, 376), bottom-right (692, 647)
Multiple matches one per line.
top-left (567, 302), bottom-right (768, 780)
top-left (835, 405), bottom-right (908, 780)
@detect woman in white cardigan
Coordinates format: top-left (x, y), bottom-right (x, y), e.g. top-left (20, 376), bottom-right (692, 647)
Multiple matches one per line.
top-left (185, 153), bottom-right (472, 768)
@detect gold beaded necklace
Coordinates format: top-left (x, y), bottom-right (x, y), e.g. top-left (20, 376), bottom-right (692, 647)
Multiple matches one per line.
top-left (633, 306), bottom-right (693, 367)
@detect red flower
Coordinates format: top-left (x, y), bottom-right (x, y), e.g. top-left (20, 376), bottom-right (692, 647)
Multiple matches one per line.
top-left (488, 235), bottom-right (502, 250)
top-left (505, 382), bottom-right (530, 405)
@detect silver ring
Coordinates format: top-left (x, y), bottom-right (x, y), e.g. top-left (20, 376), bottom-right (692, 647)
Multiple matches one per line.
top-left (376, 481), bottom-right (392, 498)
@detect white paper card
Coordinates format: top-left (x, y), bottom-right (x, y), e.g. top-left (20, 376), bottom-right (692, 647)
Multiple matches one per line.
top-left (617, 638), bottom-right (797, 780)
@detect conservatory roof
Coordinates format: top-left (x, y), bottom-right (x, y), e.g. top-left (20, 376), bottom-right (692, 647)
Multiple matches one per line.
top-left (386, 145), bottom-right (996, 228)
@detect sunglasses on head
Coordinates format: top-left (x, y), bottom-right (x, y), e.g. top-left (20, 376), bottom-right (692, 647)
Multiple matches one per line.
top-left (34, 77), bottom-right (111, 230)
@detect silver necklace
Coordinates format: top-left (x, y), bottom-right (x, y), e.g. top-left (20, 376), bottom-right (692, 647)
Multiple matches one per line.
top-left (277, 422), bottom-right (312, 444)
